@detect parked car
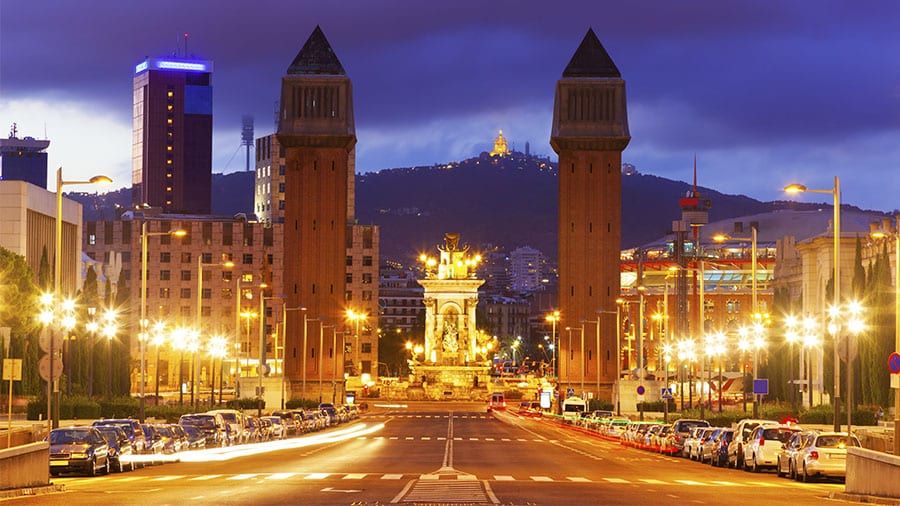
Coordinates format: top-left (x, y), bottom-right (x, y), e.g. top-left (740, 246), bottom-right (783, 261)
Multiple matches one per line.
top-left (92, 419), bottom-right (148, 456)
top-left (48, 427), bottom-right (111, 477)
top-left (94, 425), bottom-right (134, 473)
top-left (670, 419), bottom-right (710, 456)
top-left (169, 424), bottom-right (191, 450)
top-left (743, 424), bottom-right (800, 472)
top-left (272, 410), bottom-right (301, 435)
top-left (699, 428), bottom-right (724, 464)
top-left (207, 409), bottom-right (246, 444)
top-left (776, 430), bottom-right (815, 478)
top-left (727, 419), bottom-right (778, 469)
top-left (153, 424), bottom-right (182, 453)
top-left (319, 403), bottom-right (339, 424)
top-left (180, 413), bottom-right (229, 447)
top-left (140, 424), bottom-right (167, 459)
top-left (263, 416), bottom-right (286, 439)
top-left (487, 393), bottom-right (507, 412)
top-left (794, 432), bottom-right (860, 482)
top-left (180, 424), bottom-right (208, 449)
top-left (682, 427), bottom-right (705, 459)
top-left (711, 429), bottom-right (735, 467)
top-left (604, 418), bottom-right (630, 439)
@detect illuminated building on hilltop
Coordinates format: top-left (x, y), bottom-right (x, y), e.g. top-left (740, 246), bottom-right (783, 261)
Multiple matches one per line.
top-left (490, 130), bottom-right (510, 157)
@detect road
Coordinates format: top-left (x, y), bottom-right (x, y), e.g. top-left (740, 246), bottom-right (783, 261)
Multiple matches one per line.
top-left (7, 402), bottom-right (849, 505)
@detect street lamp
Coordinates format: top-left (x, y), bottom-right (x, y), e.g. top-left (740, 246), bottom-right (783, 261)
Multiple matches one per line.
top-left (100, 309), bottom-right (119, 397)
top-left (207, 335), bottom-right (228, 407)
top-left (827, 300), bottom-right (866, 431)
top-left (703, 332), bottom-right (726, 414)
top-left (85, 307), bottom-right (98, 397)
top-left (738, 323), bottom-right (767, 417)
top-left (195, 255), bottom-right (234, 405)
top-left (345, 309), bottom-right (368, 376)
top-left (675, 338), bottom-right (697, 411)
top-left (139, 223), bottom-right (186, 422)
top-left (52, 168), bottom-right (111, 428)
top-left (785, 177), bottom-right (841, 431)
top-left (785, 314), bottom-right (801, 413)
top-left (37, 293), bottom-right (78, 428)
top-left (149, 321), bottom-right (166, 403)
top-left (544, 310), bottom-right (560, 378)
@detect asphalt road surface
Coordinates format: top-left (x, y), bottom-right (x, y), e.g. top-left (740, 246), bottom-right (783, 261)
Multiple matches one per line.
top-left (9, 402), bottom-right (850, 505)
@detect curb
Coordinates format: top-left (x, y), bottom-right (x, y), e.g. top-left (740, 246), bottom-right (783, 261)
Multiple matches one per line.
top-left (0, 484), bottom-right (66, 501)
top-left (830, 492), bottom-right (900, 505)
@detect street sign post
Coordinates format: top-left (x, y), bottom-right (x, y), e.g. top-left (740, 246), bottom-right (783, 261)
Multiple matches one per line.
top-left (753, 379), bottom-right (769, 396)
top-left (566, 387), bottom-right (575, 398)
top-left (888, 352), bottom-right (900, 375)
top-left (38, 354), bottom-right (63, 382)
top-left (660, 387), bottom-right (673, 399)
top-left (2, 359), bottom-right (22, 381)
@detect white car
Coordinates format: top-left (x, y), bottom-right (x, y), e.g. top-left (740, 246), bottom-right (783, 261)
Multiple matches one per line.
top-left (743, 424), bottom-right (800, 472)
top-left (795, 432), bottom-right (860, 482)
top-left (727, 419), bottom-right (778, 469)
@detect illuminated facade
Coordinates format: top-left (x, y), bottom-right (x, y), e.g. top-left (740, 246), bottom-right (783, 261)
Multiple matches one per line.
top-left (489, 130), bottom-right (510, 157)
top-left (132, 57), bottom-right (213, 214)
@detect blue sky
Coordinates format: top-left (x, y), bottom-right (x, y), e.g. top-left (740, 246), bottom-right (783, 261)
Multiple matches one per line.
top-left (2, 0), bottom-right (899, 210)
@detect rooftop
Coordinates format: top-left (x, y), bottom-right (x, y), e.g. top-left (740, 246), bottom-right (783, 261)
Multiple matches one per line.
top-left (287, 26), bottom-right (346, 76)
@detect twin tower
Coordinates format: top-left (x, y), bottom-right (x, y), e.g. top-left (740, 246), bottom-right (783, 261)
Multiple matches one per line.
top-left (277, 27), bottom-right (629, 400)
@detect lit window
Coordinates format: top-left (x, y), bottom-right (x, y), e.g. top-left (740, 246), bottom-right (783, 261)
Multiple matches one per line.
top-left (166, 159), bottom-right (172, 165)
top-left (167, 118), bottom-right (173, 125)
top-left (166, 186), bottom-right (172, 192)
top-left (167, 104), bottom-right (173, 111)
top-left (167, 91), bottom-right (174, 98)
top-left (165, 200), bottom-right (172, 205)
top-left (166, 173), bottom-right (172, 178)
top-left (166, 146), bottom-right (173, 151)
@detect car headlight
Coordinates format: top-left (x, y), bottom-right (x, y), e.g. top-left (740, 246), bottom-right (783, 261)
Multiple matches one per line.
top-left (70, 452), bottom-right (89, 459)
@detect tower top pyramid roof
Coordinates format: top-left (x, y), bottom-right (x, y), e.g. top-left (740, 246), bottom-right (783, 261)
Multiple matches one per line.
top-left (562, 28), bottom-right (621, 78)
top-left (287, 26), bottom-right (346, 76)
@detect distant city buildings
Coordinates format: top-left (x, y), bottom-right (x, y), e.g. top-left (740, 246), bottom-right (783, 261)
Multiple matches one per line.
top-left (254, 134), bottom-right (285, 225)
top-left (0, 124), bottom-right (49, 189)
top-left (509, 245), bottom-right (545, 293)
top-left (132, 57), bottom-right (213, 214)
top-left (489, 130), bottom-right (510, 157)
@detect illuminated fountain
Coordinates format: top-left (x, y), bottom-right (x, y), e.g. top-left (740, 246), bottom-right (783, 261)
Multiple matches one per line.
top-left (407, 233), bottom-right (493, 400)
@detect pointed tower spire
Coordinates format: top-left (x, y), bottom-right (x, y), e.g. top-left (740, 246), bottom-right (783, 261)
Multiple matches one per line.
top-left (287, 25), bottom-right (346, 75)
top-left (562, 28), bottom-right (621, 78)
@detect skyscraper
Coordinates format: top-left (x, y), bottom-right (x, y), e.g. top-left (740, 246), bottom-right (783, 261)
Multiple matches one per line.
top-left (277, 26), bottom-right (356, 398)
top-left (132, 57), bottom-right (213, 214)
top-left (551, 29), bottom-right (630, 398)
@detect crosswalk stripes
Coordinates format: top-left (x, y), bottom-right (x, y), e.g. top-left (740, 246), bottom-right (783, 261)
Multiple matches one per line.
top-left (530, 476), bottom-right (553, 482)
top-left (639, 479), bottom-right (667, 485)
top-left (493, 475), bottom-right (515, 481)
top-left (397, 480), bottom-right (491, 503)
top-left (381, 474), bottom-right (404, 480)
top-left (674, 480), bottom-right (707, 486)
top-left (188, 474), bottom-right (221, 481)
top-left (303, 473), bottom-right (330, 480)
top-left (603, 478), bottom-right (630, 484)
top-left (227, 473), bottom-right (259, 481)
top-left (150, 475), bottom-right (184, 481)
top-left (343, 473), bottom-right (367, 480)
top-left (266, 473), bottom-right (297, 480)
top-left (567, 477), bottom-right (591, 482)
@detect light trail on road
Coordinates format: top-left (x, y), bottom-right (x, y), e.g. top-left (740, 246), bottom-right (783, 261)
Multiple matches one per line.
top-left (120, 422), bottom-right (386, 464)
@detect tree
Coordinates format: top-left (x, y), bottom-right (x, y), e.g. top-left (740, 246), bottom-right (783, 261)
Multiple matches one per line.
top-left (0, 246), bottom-right (41, 395)
top-left (37, 246), bottom-right (51, 292)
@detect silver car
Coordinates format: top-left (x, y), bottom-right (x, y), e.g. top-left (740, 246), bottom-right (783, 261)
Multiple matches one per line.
top-left (743, 425), bottom-right (800, 472)
top-left (776, 430), bottom-right (818, 479)
top-left (795, 432), bottom-right (860, 482)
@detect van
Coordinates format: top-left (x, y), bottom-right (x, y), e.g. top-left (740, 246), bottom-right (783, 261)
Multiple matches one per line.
top-left (207, 409), bottom-right (246, 444)
top-left (562, 396), bottom-right (587, 422)
top-left (487, 393), bottom-right (506, 412)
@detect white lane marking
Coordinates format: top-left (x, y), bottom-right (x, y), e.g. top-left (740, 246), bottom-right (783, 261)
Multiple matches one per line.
top-left (150, 475), bottom-right (185, 481)
top-left (517, 438), bottom-right (526, 441)
top-left (454, 437), bottom-right (463, 441)
top-left (227, 473), bottom-right (259, 480)
top-left (109, 476), bottom-right (145, 482)
top-left (405, 437), bottom-right (415, 440)
top-left (674, 480), bottom-right (707, 486)
top-left (420, 474), bottom-right (439, 480)
top-left (304, 473), bottom-right (331, 480)
top-left (382, 474), bottom-right (404, 480)
top-left (501, 438), bottom-right (510, 441)
top-left (747, 481), bottom-right (783, 488)
top-left (494, 475), bottom-right (515, 481)
top-left (710, 480), bottom-right (744, 486)
top-left (437, 437), bottom-right (447, 440)
top-left (389, 436), bottom-right (398, 440)
top-left (469, 437), bottom-right (479, 441)
top-left (604, 478), bottom-right (630, 484)
top-left (530, 476), bottom-right (553, 482)
top-left (416, 415), bottom-right (422, 418)
top-left (266, 473), bottom-right (297, 480)
top-left (422, 437), bottom-right (431, 440)
top-left (189, 475), bottom-right (222, 481)
top-left (485, 438), bottom-right (495, 441)
top-left (343, 473), bottom-right (367, 480)
top-left (640, 479), bottom-right (667, 485)
top-left (190, 496), bottom-right (204, 500)
top-left (567, 477), bottom-right (591, 482)
top-left (457, 474), bottom-right (478, 481)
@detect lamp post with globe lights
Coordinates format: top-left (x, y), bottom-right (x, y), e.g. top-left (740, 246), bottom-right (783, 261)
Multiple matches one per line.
top-left (139, 224), bottom-right (186, 422)
top-left (207, 335), bottom-right (228, 407)
top-left (738, 322), bottom-right (768, 417)
top-left (149, 321), bottom-right (167, 403)
top-left (675, 338), bottom-right (697, 410)
top-left (37, 293), bottom-right (78, 428)
top-left (784, 177), bottom-right (842, 430)
top-left (544, 311), bottom-right (560, 378)
top-left (828, 301), bottom-right (866, 431)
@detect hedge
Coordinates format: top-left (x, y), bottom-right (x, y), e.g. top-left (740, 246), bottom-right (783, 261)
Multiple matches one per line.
top-left (588, 399), bottom-right (615, 412)
top-left (285, 398), bottom-right (322, 410)
top-left (226, 398), bottom-right (265, 410)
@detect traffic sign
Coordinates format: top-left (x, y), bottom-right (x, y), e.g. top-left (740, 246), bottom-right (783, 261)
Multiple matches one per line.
top-left (566, 387), bottom-right (575, 398)
top-left (889, 352), bottom-right (900, 374)
top-left (2, 359), bottom-right (22, 381)
top-left (660, 387), bottom-right (673, 399)
top-left (38, 355), bottom-right (63, 382)
top-left (837, 336), bottom-right (859, 362)
top-left (636, 385), bottom-right (646, 396)
top-left (38, 329), bottom-right (62, 354)
top-left (753, 379), bottom-right (769, 396)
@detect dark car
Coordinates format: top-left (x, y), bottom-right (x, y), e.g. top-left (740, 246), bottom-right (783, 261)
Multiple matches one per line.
top-left (153, 424), bottom-right (181, 453)
top-left (712, 429), bottom-right (735, 467)
top-left (140, 424), bottom-right (167, 459)
top-left (94, 425), bottom-right (135, 473)
top-left (179, 413), bottom-right (228, 447)
top-left (48, 427), bottom-right (110, 477)
top-left (169, 424), bottom-right (190, 451)
top-left (671, 418), bottom-right (711, 456)
top-left (319, 403), bottom-right (338, 425)
top-left (92, 418), bottom-right (148, 456)
top-left (271, 410), bottom-right (300, 435)
top-left (180, 424), bottom-right (208, 449)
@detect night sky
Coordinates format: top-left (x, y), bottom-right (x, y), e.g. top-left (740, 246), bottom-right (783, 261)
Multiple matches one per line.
top-left (2, 1), bottom-right (899, 210)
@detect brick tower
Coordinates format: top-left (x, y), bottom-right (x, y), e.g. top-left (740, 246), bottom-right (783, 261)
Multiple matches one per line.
top-left (551, 29), bottom-right (630, 400)
top-left (277, 26), bottom-right (355, 399)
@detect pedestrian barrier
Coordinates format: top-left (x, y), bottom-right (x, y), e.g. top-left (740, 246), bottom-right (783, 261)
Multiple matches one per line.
top-left (0, 441), bottom-right (49, 490)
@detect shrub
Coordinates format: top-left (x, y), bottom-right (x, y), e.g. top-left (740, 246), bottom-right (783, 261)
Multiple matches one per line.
top-left (226, 398), bottom-right (265, 410)
top-left (636, 400), bottom-right (675, 412)
top-left (285, 398), bottom-right (320, 410)
top-left (27, 398), bottom-right (45, 420)
top-left (99, 397), bottom-right (140, 419)
top-left (588, 399), bottom-right (615, 412)
top-left (503, 389), bottom-right (523, 400)
top-left (145, 404), bottom-right (199, 423)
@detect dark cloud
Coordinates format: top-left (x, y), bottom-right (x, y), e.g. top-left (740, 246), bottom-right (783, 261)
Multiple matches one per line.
top-left (2, 0), bottom-right (899, 208)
